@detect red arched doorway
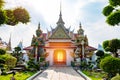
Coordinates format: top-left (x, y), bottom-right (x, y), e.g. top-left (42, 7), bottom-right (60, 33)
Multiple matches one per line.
top-left (54, 49), bottom-right (66, 65)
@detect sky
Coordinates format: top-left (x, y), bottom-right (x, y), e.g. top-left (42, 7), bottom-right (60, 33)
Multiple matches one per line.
top-left (0, 0), bottom-right (120, 48)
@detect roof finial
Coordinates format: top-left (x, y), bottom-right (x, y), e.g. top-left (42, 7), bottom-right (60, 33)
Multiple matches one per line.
top-left (38, 22), bottom-right (40, 29)
top-left (60, 0), bottom-right (62, 16)
top-left (57, 0), bottom-right (65, 25)
top-left (79, 22), bottom-right (82, 28)
top-left (7, 33), bottom-right (12, 51)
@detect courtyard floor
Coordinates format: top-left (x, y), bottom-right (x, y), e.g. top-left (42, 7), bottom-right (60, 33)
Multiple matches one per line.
top-left (33, 66), bottom-right (85, 80)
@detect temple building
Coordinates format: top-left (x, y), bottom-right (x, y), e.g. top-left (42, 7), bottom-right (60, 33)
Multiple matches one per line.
top-left (24, 10), bottom-right (96, 66)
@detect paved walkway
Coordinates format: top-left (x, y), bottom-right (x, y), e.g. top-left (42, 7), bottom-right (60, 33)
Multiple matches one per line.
top-left (33, 67), bottom-right (85, 80)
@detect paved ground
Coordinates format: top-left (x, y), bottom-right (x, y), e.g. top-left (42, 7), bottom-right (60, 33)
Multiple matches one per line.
top-left (33, 67), bottom-right (85, 80)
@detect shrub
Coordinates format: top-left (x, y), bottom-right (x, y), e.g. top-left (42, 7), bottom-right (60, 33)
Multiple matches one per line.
top-left (5, 55), bottom-right (17, 69)
top-left (0, 58), bottom-right (5, 64)
top-left (100, 56), bottom-right (120, 78)
top-left (96, 50), bottom-right (104, 57)
top-left (40, 57), bottom-right (45, 62)
top-left (111, 74), bottom-right (120, 80)
top-left (0, 54), bottom-right (17, 70)
top-left (27, 59), bottom-right (39, 70)
top-left (71, 61), bottom-right (75, 67)
top-left (0, 49), bottom-right (6, 55)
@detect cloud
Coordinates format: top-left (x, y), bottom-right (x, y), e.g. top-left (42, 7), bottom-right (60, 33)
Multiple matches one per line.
top-left (85, 18), bottom-right (120, 48)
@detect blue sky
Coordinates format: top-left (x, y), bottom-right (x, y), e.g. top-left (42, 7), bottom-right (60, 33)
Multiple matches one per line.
top-left (0, 0), bottom-right (120, 48)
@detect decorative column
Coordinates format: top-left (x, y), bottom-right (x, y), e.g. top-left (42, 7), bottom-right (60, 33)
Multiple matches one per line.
top-left (81, 40), bottom-right (85, 59)
top-left (35, 46), bottom-right (38, 62)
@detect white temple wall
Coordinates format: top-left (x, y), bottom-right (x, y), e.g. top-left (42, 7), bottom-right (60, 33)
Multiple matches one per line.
top-left (46, 48), bottom-right (74, 66)
top-left (66, 49), bottom-right (74, 66)
top-left (46, 49), bottom-right (54, 66)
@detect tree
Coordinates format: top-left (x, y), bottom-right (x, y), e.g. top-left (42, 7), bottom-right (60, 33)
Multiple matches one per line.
top-left (0, 0), bottom-right (30, 26)
top-left (102, 39), bottom-right (120, 57)
top-left (14, 46), bottom-right (21, 52)
top-left (5, 54), bottom-right (17, 70)
top-left (0, 49), bottom-right (6, 55)
top-left (102, 0), bottom-right (120, 26)
top-left (100, 56), bottom-right (120, 79)
top-left (96, 50), bottom-right (104, 57)
top-left (0, 52), bottom-right (17, 70)
top-left (111, 74), bottom-right (120, 80)
top-left (12, 47), bottom-right (22, 62)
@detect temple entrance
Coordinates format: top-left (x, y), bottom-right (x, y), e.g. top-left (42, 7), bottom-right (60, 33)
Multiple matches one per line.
top-left (54, 49), bottom-right (66, 65)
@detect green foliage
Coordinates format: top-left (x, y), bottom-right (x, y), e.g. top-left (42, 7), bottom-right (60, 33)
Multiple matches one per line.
top-left (0, 71), bottom-right (36, 80)
top-left (14, 46), bottom-right (21, 52)
top-left (13, 7), bottom-right (30, 24)
top-left (0, 53), bottom-right (17, 70)
top-left (102, 53), bottom-right (111, 59)
top-left (109, 0), bottom-right (120, 6)
top-left (102, 5), bottom-right (114, 16)
top-left (102, 0), bottom-right (120, 26)
top-left (109, 39), bottom-right (120, 52)
top-left (103, 40), bottom-right (109, 50)
top-left (12, 47), bottom-right (22, 62)
top-left (105, 47), bottom-right (111, 51)
top-left (5, 54), bottom-right (17, 69)
top-left (102, 39), bottom-right (120, 57)
top-left (5, 9), bottom-right (17, 26)
top-left (0, 10), bottom-right (6, 25)
top-left (0, 49), bottom-right (6, 55)
top-left (100, 56), bottom-right (120, 78)
top-left (96, 50), bottom-right (104, 57)
top-left (0, 0), bottom-right (30, 26)
top-left (0, 58), bottom-right (5, 64)
top-left (71, 61), bottom-right (75, 67)
top-left (82, 70), bottom-right (107, 80)
top-left (27, 59), bottom-right (39, 70)
top-left (111, 74), bottom-right (120, 80)
top-left (0, 0), bottom-right (5, 9)
top-left (40, 57), bottom-right (45, 62)
top-left (106, 10), bottom-right (120, 26)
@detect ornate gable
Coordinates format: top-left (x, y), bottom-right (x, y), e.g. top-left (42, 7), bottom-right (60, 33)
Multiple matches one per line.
top-left (49, 25), bottom-right (71, 39)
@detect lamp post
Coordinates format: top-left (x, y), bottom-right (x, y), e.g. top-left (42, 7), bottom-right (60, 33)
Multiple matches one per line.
top-left (81, 40), bottom-right (85, 59)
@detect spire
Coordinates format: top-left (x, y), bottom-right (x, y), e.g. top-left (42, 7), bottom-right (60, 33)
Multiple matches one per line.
top-left (78, 22), bottom-right (84, 35)
top-left (50, 25), bottom-right (53, 30)
top-left (56, 1), bottom-right (65, 25)
top-left (68, 26), bottom-right (71, 30)
top-left (36, 22), bottom-right (42, 37)
top-left (18, 40), bottom-right (23, 51)
top-left (7, 33), bottom-right (12, 51)
top-left (79, 22), bottom-right (82, 29)
top-left (38, 22), bottom-right (40, 29)
top-left (72, 29), bottom-right (75, 33)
